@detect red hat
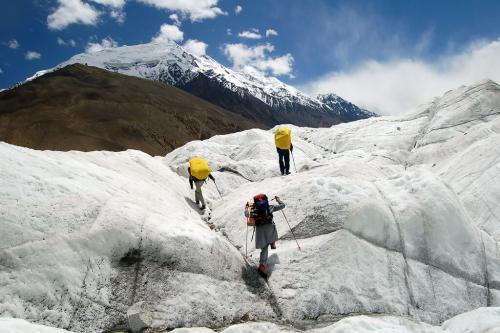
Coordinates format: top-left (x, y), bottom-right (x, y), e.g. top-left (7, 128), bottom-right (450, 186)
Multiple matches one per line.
top-left (253, 193), bottom-right (268, 201)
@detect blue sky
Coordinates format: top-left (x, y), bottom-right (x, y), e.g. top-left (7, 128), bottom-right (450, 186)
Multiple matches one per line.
top-left (2, 0), bottom-right (500, 113)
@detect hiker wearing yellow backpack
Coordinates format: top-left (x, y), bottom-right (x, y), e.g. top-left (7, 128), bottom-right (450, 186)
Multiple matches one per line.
top-left (245, 194), bottom-right (285, 278)
top-left (188, 157), bottom-right (215, 210)
top-left (275, 127), bottom-right (294, 175)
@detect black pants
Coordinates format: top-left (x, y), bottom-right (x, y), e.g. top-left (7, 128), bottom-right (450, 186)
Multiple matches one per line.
top-left (277, 148), bottom-right (290, 174)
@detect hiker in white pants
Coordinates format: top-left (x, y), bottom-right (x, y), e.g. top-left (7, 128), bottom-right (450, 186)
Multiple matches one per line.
top-left (189, 167), bottom-right (214, 210)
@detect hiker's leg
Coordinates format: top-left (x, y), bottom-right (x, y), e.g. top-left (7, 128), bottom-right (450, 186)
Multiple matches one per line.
top-left (284, 150), bottom-right (290, 173)
top-left (278, 150), bottom-right (285, 174)
top-left (195, 181), bottom-right (205, 206)
top-left (259, 244), bottom-right (269, 264)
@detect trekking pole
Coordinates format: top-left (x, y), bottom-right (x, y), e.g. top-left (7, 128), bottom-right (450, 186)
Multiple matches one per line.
top-left (212, 179), bottom-right (223, 200)
top-left (291, 150), bottom-right (297, 173)
top-left (271, 197), bottom-right (301, 251)
top-left (281, 209), bottom-right (301, 251)
top-left (245, 225), bottom-right (248, 257)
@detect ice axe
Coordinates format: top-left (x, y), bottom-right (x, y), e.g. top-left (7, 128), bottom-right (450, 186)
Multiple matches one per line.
top-left (271, 197), bottom-right (302, 251)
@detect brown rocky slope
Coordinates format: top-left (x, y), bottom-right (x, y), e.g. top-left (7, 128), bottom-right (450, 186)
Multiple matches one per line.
top-left (0, 64), bottom-right (261, 155)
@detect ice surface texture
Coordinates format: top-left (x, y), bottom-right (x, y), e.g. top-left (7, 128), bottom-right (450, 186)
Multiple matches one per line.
top-left (1, 80), bottom-right (499, 332)
top-left (2, 307), bottom-right (500, 333)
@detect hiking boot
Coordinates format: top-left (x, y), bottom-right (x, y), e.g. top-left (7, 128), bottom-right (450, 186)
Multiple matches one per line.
top-left (271, 241), bottom-right (276, 249)
top-left (201, 205), bottom-right (206, 210)
top-left (195, 200), bottom-right (200, 205)
top-left (258, 263), bottom-right (266, 278)
top-left (286, 171), bottom-right (291, 175)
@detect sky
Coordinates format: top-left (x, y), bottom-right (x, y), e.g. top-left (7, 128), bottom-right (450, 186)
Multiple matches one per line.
top-left (1, 0), bottom-right (500, 114)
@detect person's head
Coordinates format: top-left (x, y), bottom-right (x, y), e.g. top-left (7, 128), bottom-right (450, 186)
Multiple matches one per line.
top-left (253, 193), bottom-right (269, 211)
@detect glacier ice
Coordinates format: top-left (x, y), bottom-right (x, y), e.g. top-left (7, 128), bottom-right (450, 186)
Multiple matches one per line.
top-left (0, 80), bottom-right (499, 332)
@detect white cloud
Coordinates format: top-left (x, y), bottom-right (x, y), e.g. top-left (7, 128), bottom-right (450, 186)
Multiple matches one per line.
top-left (223, 43), bottom-right (294, 77)
top-left (152, 24), bottom-right (184, 43)
top-left (169, 13), bottom-right (181, 26)
top-left (0, 68), bottom-right (3, 74)
top-left (7, 39), bottom-right (20, 49)
top-left (89, 0), bottom-right (126, 22)
top-left (238, 30), bottom-right (262, 40)
top-left (57, 37), bottom-right (77, 46)
top-left (257, 54), bottom-right (294, 76)
top-left (183, 39), bottom-right (208, 56)
top-left (25, 51), bottom-right (42, 60)
top-left (110, 9), bottom-right (126, 23)
top-left (302, 38), bottom-right (500, 115)
top-left (266, 29), bottom-right (278, 37)
top-left (85, 37), bottom-right (118, 53)
top-left (90, 0), bottom-right (126, 7)
top-left (226, 28), bottom-right (232, 36)
top-left (137, 0), bottom-right (227, 22)
top-left (224, 43), bottom-right (273, 68)
top-left (47, 0), bottom-right (100, 30)
top-left (235, 5), bottom-right (242, 14)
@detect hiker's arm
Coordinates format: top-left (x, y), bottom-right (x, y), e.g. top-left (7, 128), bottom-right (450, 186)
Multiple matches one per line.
top-left (290, 143), bottom-right (293, 151)
top-left (271, 197), bottom-right (285, 212)
top-left (244, 203), bottom-right (250, 217)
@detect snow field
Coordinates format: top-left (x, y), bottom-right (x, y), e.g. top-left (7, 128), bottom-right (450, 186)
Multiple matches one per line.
top-left (201, 80), bottom-right (500, 324)
top-left (4, 307), bottom-right (500, 332)
top-left (0, 145), bottom-right (273, 332)
top-left (1, 79), bottom-right (499, 332)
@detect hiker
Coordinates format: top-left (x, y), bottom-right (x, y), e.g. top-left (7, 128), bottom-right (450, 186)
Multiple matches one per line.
top-left (188, 157), bottom-right (215, 210)
top-left (275, 127), bottom-right (293, 175)
top-left (245, 194), bottom-right (285, 277)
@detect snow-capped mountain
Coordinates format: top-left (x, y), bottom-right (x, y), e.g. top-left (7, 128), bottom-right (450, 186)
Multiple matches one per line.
top-left (31, 41), bottom-right (374, 127)
top-left (1, 79), bottom-right (498, 332)
top-left (318, 92), bottom-right (377, 121)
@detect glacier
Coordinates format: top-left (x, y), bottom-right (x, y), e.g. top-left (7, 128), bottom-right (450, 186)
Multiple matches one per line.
top-left (0, 79), bottom-right (499, 332)
top-left (2, 307), bottom-right (500, 333)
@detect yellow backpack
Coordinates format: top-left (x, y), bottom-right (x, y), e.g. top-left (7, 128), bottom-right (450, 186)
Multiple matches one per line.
top-left (189, 157), bottom-right (211, 180)
top-left (275, 127), bottom-right (292, 150)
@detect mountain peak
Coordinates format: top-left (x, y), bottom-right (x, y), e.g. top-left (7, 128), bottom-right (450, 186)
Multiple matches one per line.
top-left (317, 92), bottom-right (378, 121)
top-left (24, 40), bottom-right (375, 127)
top-left (472, 78), bottom-right (499, 87)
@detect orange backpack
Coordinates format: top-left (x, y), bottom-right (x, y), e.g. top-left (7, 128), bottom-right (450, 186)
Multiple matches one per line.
top-left (245, 202), bottom-right (255, 226)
